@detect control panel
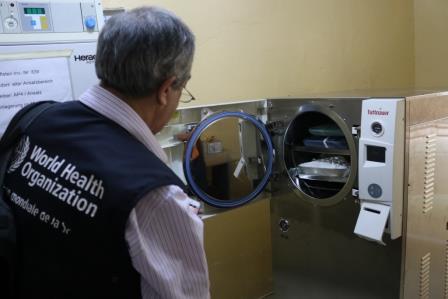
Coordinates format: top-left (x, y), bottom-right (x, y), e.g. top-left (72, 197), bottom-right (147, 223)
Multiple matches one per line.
top-left (19, 3), bottom-right (52, 32)
top-left (0, 0), bottom-right (104, 135)
top-left (357, 98), bottom-right (405, 240)
top-left (0, 0), bottom-right (103, 37)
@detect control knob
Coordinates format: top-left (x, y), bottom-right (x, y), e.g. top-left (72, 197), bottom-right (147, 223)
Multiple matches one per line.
top-left (4, 17), bottom-right (18, 30)
top-left (368, 183), bottom-right (382, 198)
top-left (84, 16), bottom-right (96, 30)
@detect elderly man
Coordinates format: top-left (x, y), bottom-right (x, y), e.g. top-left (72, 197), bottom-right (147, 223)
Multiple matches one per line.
top-left (3, 6), bottom-right (210, 299)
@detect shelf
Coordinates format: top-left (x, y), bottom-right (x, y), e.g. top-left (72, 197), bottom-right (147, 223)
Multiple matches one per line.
top-left (297, 174), bottom-right (348, 183)
top-left (161, 140), bottom-right (184, 149)
top-left (287, 145), bottom-right (351, 155)
top-left (163, 121), bottom-right (198, 128)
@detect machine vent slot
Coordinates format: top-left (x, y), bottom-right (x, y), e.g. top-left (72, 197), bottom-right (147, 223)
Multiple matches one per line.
top-left (420, 252), bottom-right (431, 299)
top-left (445, 240), bottom-right (448, 299)
top-left (423, 134), bottom-right (437, 214)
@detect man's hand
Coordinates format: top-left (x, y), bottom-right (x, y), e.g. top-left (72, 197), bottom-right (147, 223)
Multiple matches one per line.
top-left (175, 131), bottom-right (193, 142)
top-left (175, 131), bottom-right (200, 160)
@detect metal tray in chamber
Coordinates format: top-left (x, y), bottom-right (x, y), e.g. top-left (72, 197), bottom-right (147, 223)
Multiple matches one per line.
top-left (283, 106), bottom-right (356, 203)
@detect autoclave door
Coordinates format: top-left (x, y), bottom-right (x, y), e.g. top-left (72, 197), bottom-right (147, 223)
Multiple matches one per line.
top-left (182, 111), bottom-right (274, 208)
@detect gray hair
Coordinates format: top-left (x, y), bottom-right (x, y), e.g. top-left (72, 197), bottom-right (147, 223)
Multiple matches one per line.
top-left (95, 6), bottom-right (195, 98)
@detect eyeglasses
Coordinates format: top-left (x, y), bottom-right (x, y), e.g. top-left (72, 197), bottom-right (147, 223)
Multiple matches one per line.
top-left (180, 87), bottom-right (196, 103)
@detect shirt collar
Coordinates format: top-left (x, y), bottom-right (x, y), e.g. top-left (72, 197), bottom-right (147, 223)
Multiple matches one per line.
top-left (79, 85), bottom-right (168, 163)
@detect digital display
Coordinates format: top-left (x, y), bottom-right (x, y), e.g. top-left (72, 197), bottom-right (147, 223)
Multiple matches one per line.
top-left (366, 145), bottom-right (386, 163)
top-left (24, 7), bottom-right (45, 15)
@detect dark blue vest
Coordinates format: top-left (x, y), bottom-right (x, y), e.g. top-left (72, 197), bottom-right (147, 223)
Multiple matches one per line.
top-left (4, 101), bottom-right (185, 299)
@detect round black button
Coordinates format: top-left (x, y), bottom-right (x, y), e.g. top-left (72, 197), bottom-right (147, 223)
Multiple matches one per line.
top-left (371, 122), bottom-right (383, 135)
top-left (368, 184), bottom-right (382, 198)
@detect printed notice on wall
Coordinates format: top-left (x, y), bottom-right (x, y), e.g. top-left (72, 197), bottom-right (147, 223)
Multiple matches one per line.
top-left (0, 56), bottom-right (73, 136)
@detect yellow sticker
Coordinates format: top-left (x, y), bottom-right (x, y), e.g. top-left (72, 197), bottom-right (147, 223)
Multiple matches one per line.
top-left (40, 16), bottom-right (48, 29)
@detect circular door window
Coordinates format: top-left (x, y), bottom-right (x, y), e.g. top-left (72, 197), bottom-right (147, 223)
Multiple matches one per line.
top-left (183, 111), bottom-right (274, 208)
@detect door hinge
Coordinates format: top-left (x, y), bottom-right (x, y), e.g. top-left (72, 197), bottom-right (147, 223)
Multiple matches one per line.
top-left (352, 125), bottom-right (360, 136)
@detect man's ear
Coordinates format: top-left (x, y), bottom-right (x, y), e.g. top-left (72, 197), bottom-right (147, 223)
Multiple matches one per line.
top-left (157, 76), bottom-right (177, 106)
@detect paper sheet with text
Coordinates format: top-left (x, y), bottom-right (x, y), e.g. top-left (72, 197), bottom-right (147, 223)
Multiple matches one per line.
top-left (0, 56), bottom-right (73, 136)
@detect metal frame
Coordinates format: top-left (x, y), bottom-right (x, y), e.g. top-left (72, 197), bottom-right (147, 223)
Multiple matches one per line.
top-left (282, 103), bottom-right (358, 206)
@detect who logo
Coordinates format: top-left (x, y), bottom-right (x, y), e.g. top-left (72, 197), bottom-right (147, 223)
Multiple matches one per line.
top-left (7, 136), bottom-right (30, 173)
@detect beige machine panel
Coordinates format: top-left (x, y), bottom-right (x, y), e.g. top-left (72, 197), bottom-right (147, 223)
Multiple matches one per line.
top-left (403, 97), bottom-right (448, 298)
top-left (203, 198), bottom-right (272, 299)
top-left (406, 92), bottom-right (448, 126)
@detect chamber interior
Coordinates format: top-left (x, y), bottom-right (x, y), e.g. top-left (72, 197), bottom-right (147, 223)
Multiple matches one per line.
top-left (284, 112), bottom-right (352, 199)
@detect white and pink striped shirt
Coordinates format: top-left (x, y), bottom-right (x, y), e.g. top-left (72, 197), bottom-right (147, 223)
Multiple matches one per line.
top-left (79, 85), bottom-right (210, 299)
